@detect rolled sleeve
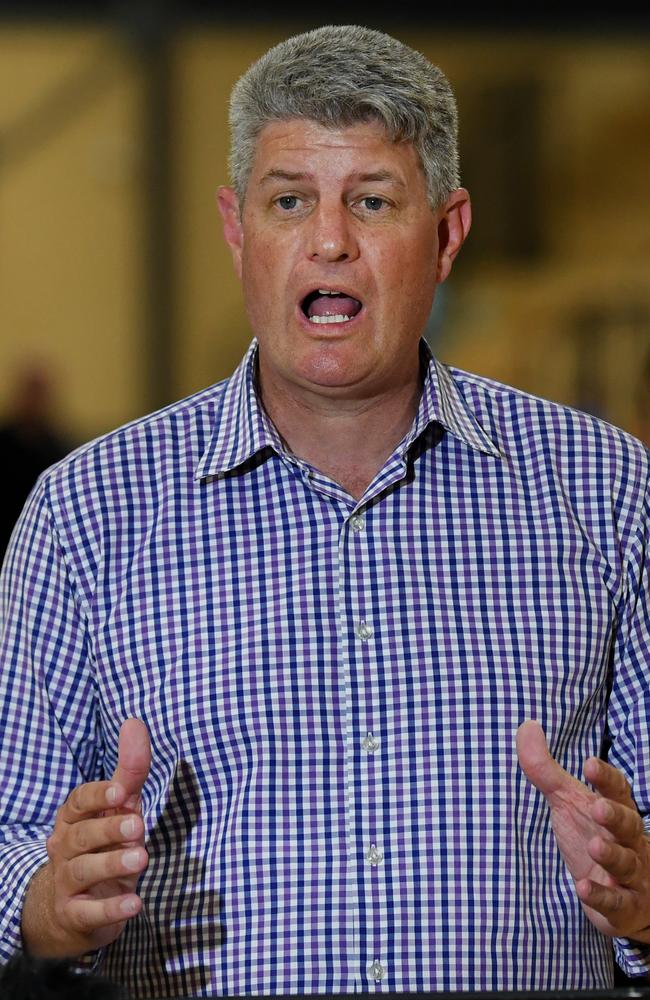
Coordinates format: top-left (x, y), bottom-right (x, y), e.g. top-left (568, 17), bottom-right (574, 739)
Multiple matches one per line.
top-left (0, 475), bottom-right (101, 963)
top-left (609, 475), bottom-right (650, 977)
top-left (0, 838), bottom-right (49, 961)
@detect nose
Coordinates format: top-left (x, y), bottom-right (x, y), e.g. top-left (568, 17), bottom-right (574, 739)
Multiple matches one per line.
top-left (308, 203), bottom-right (359, 263)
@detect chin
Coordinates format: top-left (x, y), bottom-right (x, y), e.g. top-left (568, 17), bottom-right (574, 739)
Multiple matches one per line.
top-left (295, 354), bottom-right (367, 392)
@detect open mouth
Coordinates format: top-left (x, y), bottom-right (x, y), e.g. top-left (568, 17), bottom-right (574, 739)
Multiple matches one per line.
top-left (301, 288), bottom-right (363, 325)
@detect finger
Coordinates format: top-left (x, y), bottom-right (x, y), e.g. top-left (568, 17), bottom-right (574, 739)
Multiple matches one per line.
top-left (58, 781), bottom-right (128, 825)
top-left (111, 719), bottom-right (152, 808)
top-left (59, 813), bottom-right (145, 861)
top-left (588, 836), bottom-right (642, 886)
top-left (584, 757), bottom-right (636, 807)
top-left (64, 893), bottom-right (142, 936)
top-left (576, 876), bottom-right (630, 924)
top-left (590, 797), bottom-right (645, 847)
top-left (62, 845), bottom-right (148, 895)
top-left (516, 720), bottom-right (568, 797)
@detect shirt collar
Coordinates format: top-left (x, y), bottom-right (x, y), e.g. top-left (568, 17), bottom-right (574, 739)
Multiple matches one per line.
top-left (195, 339), bottom-right (281, 480)
top-left (407, 340), bottom-right (502, 459)
top-left (195, 338), bottom-right (501, 480)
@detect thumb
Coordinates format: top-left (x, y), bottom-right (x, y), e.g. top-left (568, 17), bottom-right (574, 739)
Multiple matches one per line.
top-left (111, 718), bottom-right (151, 807)
top-left (516, 719), bottom-right (568, 798)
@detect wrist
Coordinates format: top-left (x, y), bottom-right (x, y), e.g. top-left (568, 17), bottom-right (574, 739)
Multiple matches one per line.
top-left (21, 864), bottom-right (78, 958)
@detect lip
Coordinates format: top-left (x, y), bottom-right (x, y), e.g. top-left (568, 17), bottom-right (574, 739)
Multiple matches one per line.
top-left (295, 300), bottom-right (366, 334)
top-left (296, 281), bottom-right (364, 303)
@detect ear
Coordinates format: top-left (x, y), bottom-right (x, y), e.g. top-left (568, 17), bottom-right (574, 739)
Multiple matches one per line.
top-left (217, 185), bottom-right (244, 279)
top-left (435, 187), bottom-right (472, 284)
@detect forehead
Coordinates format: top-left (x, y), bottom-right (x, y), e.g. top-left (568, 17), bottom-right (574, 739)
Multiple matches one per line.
top-left (249, 118), bottom-right (425, 187)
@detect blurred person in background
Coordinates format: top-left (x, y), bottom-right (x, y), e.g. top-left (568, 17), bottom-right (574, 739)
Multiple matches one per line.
top-left (0, 363), bottom-right (71, 563)
top-left (1, 24), bottom-right (650, 998)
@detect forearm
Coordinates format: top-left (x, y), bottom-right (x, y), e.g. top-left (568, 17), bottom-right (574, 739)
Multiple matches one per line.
top-left (0, 839), bottom-right (50, 962)
top-left (21, 863), bottom-right (75, 958)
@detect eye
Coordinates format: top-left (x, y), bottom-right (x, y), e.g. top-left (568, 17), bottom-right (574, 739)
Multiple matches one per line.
top-left (276, 195), bottom-right (299, 211)
top-left (360, 196), bottom-right (387, 212)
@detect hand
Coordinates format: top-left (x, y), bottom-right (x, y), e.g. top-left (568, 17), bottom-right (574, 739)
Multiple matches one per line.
top-left (517, 719), bottom-right (650, 942)
top-left (22, 718), bottom-right (151, 957)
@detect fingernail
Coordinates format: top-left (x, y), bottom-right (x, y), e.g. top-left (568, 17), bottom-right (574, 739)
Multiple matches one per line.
top-left (122, 849), bottom-right (142, 870)
top-left (121, 898), bottom-right (137, 915)
top-left (106, 786), bottom-right (118, 805)
top-left (120, 817), bottom-right (136, 838)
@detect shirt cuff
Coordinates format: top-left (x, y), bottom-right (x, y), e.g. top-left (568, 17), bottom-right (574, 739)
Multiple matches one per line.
top-left (613, 940), bottom-right (650, 978)
top-left (0, 839), bottom-right (49, 962)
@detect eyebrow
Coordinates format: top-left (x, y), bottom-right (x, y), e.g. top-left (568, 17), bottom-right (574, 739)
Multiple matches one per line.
top-left (356, 170), bottom-right (406, 189)
top-left (259, 168), bottom-right (406, 189)
top-left (260, 170), bottom-right (311, 185)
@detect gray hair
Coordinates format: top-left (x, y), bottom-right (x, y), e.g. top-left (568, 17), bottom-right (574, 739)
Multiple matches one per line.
top-left (228, 24), bottom-right (460, 209)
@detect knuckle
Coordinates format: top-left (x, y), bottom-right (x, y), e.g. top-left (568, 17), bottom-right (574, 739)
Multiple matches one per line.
top-left (70, 904), bottom-right (94, 934)
top-left (632, 814), bottom-right (644, 839)
top-left (46, 831), bottom-right (61, 861)
top-left (74, 823), bottom-right (90, 853)
top-left (621, 855), bottom-right (637, 883)
top-left (68, 785), bottom-right (88, 817)
top-left (70, 856), bottom-right (87, 885)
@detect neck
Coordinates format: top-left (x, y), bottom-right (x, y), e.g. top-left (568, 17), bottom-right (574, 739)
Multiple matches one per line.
top-left (259, 372), bottom-right (423, 501)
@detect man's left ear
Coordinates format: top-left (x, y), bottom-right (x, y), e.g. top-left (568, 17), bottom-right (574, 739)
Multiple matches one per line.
top-left (217, 186), bottom-right (244, 278)
top-left (436, 187), bottom-right (472, 284)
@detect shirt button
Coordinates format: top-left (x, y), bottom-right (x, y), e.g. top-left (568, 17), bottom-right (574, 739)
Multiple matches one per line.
top-left (369, 960), bottom-right (385, 981)
top-left (349, 514), bottom-right (365, 532)
top-left (366, 844), bottom-right (383, 865)
top-left (356, 620), bottom-right (373, 641)
top-left (362, 732), bottom-right (379, 754)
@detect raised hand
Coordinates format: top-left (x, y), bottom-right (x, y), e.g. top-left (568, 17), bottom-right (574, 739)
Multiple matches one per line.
top-left (21, 719), bottom-right (151, 957)
top-left (517, 719), bottom-right (650, 942)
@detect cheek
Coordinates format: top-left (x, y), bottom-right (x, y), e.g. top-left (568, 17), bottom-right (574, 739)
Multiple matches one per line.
top-left (376, 238), bottom-right (438, 335)
top-left (243, 224), bottom-right (295, 282)
top-left (242, 241), bottom-right (274, 295)
top-left (241, 246), bottom-right (293, 331)
top-left (379, 241), bottom-right (436, 304)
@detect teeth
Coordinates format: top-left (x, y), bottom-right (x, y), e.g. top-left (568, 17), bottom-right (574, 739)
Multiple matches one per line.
top-left (309, 314), bottom-right (351, 324)
top-left (317, 289), bottom-right (341, 295)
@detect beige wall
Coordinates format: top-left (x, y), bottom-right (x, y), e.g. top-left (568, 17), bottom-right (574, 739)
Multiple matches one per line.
top-left (1, 25), bottom-right (648, 445)
top-left (0, 27), bottom-right (146, 440)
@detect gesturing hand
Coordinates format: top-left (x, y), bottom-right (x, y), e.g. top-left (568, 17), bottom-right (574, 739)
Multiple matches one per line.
top-left (516, 720), bottom-right (650, 942)
top-left (22, 719), bottom-right (151, 957)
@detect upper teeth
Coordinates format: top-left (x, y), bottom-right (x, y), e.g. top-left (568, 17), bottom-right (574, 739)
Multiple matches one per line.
top-left (310, 314), bottom-right (351, 324)
top-left (318, 289), bottom-right (340, 295)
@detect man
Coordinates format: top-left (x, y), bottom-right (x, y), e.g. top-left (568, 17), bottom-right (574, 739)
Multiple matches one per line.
top-left (1, 24), bottom-right (649, 997)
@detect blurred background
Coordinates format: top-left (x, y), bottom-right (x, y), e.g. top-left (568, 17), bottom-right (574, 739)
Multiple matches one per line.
top-left (0, 3), bottom-right (649, 468)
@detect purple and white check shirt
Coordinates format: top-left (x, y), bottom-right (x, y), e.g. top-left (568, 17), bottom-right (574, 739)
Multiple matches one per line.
top-left (1, 339), bottom-right (650, 997)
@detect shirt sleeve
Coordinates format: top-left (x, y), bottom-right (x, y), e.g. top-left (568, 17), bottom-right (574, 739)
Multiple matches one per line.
top-left (607, 470), bottom-right (650, 977)
top-left (0, 476), bottom-right (102, 962)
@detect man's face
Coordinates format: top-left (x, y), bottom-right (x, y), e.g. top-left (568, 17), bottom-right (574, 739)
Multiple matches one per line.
top-left (218, 118), bottom-right (469, 405)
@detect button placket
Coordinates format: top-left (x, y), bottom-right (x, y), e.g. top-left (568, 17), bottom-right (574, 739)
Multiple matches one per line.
top-left (342, 504), bottom-right (384, 986)
top-left (349, 513), bottom-right (365, 532)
